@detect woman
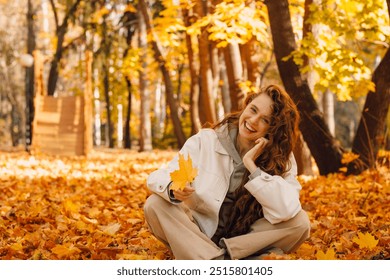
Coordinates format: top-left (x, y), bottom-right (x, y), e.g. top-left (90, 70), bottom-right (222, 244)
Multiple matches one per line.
top-left (144, 84), bottom-right (310, 260)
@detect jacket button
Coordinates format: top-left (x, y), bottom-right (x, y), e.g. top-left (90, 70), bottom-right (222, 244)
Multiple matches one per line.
top-left (158, 185), bottom-right (163, 190)
top-left (264, 175), bottom-right (270, 180)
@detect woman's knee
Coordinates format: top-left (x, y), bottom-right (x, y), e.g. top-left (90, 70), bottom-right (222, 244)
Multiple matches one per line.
top-left (291, 210), bottom-right (311, 237)
top-left (144, 194), bottom-right (168, 219)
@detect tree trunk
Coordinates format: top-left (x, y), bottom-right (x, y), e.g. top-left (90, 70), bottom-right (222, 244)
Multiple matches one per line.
top-left (1, 59), bottom-right (24, 148)
top-left (102, 64), bottom-right (113, 148)
top-left (195, 0), bottom-right (217, 126)
top-left (84, 50), bottom-right (93, 155)
top-left (350, 48), bottom-right (390, 171)
top-left (47, 0), bottom-right (82, 96)
top-left (292, 0), bottom-right (315, 175)
top-left (219, 51), bottom-right (232, 114)
top-left (322, 89), bottom-right (335, 136)
top-left (122, 6), bottom-right (137, 149)
top-left (124, 77), bottom-right (132, 149)
top-left (102, 18), bottom-right (114, 148)
top-left (183, 7), bottom-right (201, 135)
top-left (139, 0), bottom-right (186, 148)
top-left (25, 0), bottom-right (36, 150)
top-left (266, 0), bottom-right (344, 175)
top-left (93, 69), bottom-right (102, 146)
top-left (153, 80), bottom-right (165, 139)
top-left (138, 7), bottom-right (152, 152)
top-left (47, 32), bottom-right (63, 96)
top-left (349, 1), bottom-right (390, 173)
top-left (293, 133), bottom-right (314, 175)
top-left (240, 39), bottom-right (258, 84)
top-left (210, 42), bottom-right (221, 119)
top-left (302, 0), bottom-right (313, 69)
top-left (223, 43), bottom-right (245, 112)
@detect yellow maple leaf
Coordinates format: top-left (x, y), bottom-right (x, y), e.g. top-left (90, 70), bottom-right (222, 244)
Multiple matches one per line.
top-left (352, 232), bottom-right (378, 250)
top-left (316, 248), bottom-right (337, 260)
top-left (169, 153), bottom-right (198, 191)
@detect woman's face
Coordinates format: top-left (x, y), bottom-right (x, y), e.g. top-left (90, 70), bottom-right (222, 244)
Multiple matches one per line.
top-left (238, 93), bottom-right (274, 143)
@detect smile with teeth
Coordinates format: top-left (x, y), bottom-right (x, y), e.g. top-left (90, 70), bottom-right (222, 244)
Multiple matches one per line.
top-left (244, 121), bottom-right (256, 132)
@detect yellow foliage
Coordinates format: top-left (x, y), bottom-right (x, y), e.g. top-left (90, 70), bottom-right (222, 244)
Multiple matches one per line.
top-left (353, 232), bottom-right (379, 250)
top-left (291, 0), bottom-right (388, 101)
top-left (169, 153), bottom-right (198, 191)
top-left (124, 4), bottom-right (136, 13)
top-left (187, 0), bottom-right (269, 47)
top-left (90, 7), bottom-right (110, 24)
top-left (238, 80), bottom-right (257, 95)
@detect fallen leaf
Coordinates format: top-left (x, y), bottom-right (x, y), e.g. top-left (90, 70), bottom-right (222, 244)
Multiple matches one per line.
top-left (10, 242), bottom-right (23, 251)
top-left (51, 244), bottom-right (81, 258)
top-left (352, 232), bottom-right (379, 250)
top-left (341, 152), bottom-right (359, 164)
top-left (100, 223), bottom-right (121, 235)
top-left (127, 218), bottom-right (143, 225)
top-left (295, 243), bottom-right (315, 258)
top-left (316, 248), bottom-right (337, 260)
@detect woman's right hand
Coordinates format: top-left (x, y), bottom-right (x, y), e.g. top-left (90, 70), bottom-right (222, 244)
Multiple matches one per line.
top-left (242, 137), bottom-right (269, 173)
top-left (172, 183), bottom-right (195, 201)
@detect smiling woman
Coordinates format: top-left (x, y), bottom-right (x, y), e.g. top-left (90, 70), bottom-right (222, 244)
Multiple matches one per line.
top-left (237, 93), bottom-right (273, 156)
top-left (144, 84), bottom-right (310, 260)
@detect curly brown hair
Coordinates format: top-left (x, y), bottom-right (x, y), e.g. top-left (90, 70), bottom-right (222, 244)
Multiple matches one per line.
top-left (213, 84), bottom-right (300, 239)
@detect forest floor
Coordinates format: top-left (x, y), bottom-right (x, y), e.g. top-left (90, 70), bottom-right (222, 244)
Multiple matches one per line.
top-left (0, 148), bottom-right (389, 260)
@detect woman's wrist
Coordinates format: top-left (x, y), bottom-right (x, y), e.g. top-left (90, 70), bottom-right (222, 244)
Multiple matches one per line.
top-left (243, 158), bottom-right (257, 173)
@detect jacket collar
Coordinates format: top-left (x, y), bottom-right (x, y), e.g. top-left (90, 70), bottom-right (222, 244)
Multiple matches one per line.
top-left (215, 124), bottom-right (242, 164)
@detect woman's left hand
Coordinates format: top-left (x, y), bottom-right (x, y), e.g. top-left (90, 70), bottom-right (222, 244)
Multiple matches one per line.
top-left (242, 137), bottom-right (269, 173)
top-left (171, 183), bottom-right (195, 202)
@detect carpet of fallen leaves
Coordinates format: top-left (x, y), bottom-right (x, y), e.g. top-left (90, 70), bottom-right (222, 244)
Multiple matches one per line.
top-left (0, 148), bottom-right (389, 260)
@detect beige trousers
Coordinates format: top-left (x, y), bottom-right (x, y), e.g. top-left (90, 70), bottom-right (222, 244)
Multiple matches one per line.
top-left (144, 194), bottom-right (310, 260)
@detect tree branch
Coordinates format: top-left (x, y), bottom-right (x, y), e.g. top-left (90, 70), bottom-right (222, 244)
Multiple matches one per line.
top-left (49, 0), bottom-right (59, 30)
top-left (387, 0), bottom-right (390, 19)
top-left (60, 0), bottom-right (83, 29)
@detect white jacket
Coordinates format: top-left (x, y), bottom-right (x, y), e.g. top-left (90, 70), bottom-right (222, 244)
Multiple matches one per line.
top-left (147, 127), bottom-right (302, 238)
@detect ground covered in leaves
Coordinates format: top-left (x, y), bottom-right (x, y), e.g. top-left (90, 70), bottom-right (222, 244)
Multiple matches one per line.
top-left (0, 148), bottom-right (389, 260)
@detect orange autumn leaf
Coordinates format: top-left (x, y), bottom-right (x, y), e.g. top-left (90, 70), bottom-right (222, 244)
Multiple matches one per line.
top-left (341, 152), bottom-right (360, 164)
top-left (295, 243), bottom-right (315, 258)
top-left (169, 153), bottom-right (198, 191)
top-left (100, 223), bottom-right (121, 235)
top-left (63, 199), bottom-right (80, 214)
top-left (51, 244), bottom-right (81, 258)
top-left (10, 242), bottom-right (23, 251)
top-left (316, 248), bottom-right (337, 260)
top-left (352, 232), bottom-right (379, 250)
top-left (117, 253), bottom-right (148, 260)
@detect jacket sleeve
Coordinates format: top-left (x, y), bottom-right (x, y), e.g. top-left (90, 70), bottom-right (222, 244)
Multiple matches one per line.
top-left (244, 153), bottom-right (302, 224)
top-left (146, 132), bottom-right (202, 203)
